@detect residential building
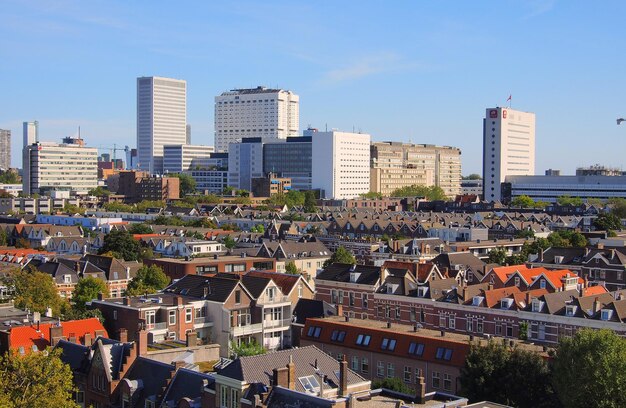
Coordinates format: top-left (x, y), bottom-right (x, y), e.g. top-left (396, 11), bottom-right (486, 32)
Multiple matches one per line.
top-left (251, 173), bottom-right (291, 197)
top-left (214, 86), bottom-right (299, 152)
top-left (144, 255), bottom-right (275, 280)
top-left (22, 139), bottom-right (98, 195)
top-left (137, 76), bottom-right (187, 174)
top-left (483, 107), bottom-right (536, 202)
top-left (263, 136), bottom-right (312, 191)
top-left (163, 144), bottom-right (215, 173)
top-left (255, 240), bottom-right (331, 278)
top-left (22, 121), bottom-right (38, 148)
top-left (110, 170), bottom-right (180, 202)
top-left (228, 138), bottom-right (264, 191)
top-left (503, 174), bottom-right (626, 203)
top-left (0, 129), bottom-right (10, 170)
top-left (370, 142), bottom-right (462, 198)
top-left (188, 168), bottom-right (229, 194)
top-left (312, 131), bottom-right (371, 199)
top-left (460, 179), bottom-right (483, 197)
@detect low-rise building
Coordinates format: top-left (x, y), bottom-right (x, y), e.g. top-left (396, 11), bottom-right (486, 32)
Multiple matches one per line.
top-left (144, 255), bottom-right (275, 281)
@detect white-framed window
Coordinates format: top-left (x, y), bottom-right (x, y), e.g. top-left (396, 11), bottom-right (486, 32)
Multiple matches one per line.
top-left (443, 374), bottom-right (452, 391)
top-left (230, 388), bottom-right (240, 408)
top-left (169, 310), bottom-right (176, 325)
top-left (185, 308), bottom-right (193, 323)
top-left (387, 362), bottom-right (394, 378)
top-left (377, 361), bottom-right (384, 377)
top-left (514, 277), bottom-right (520, 287)
top-left (404, 366), bottom-right (412, 383)
top-left (298, 284), bottom-right (303, 298)
top-left (220, 385), bottom-right (228, 408)
top-left (432, 371), bottom-right (440, 389)
top-left (351, 356), bottom-right (359, 371)
top-left (363, 294), bottom-right (368, 309)
top-left (113, 310), bottom-right (118, 320)
top-left (361, 357), bottom-right (369, 374)
top-left (540, 279), bottom-right (546, 289)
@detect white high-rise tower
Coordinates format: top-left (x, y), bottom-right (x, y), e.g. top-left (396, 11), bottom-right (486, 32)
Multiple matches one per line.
top-left (137, 76), bottom-right (187, 174)
top-left (23, 121), bottom-right (38, 148)
top-left (214, 86), bottom-right (299, 152)
top-left (482, 107), bottom-right (536, 202)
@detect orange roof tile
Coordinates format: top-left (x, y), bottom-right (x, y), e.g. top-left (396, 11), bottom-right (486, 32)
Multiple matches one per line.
top-left (582, 285), bottom-right (609, 297)
top-left (483, 286), bottom-right (521, 308)
top-left (9, 318), bottom-right (107, 354)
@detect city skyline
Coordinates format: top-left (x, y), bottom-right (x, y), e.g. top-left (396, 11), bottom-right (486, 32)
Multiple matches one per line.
top-left (2, 1), bottom-right (626, 174)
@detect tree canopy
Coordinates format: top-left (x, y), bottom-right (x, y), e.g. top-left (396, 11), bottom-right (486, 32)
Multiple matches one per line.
top-left (88, 186), bottom-right (111, 196)
top-left (463, 174), bottom-right (482, 180)
top-left (303, 190), bottom-right (318, 213)
top-left (99, 230), bottom-right (142, 261)
top-left (552, 329), bottom-right (626, 408)
top-left (359, 191), bottom-right (383, 199)
top-left (390, 185), bottom-right (447, 201)
top-left (460, 340), bottom-right (557, 408)
top-left (557, 195), bottom-right (584, 206)
top-left (609, 198), bottom-right (626, 218)
top-left (511, 195), bottom-right (535, 208)
top-left (285, 261), bottom-right (299, 275)
top-left (171, 173), bottom-right (197, 197)
top-left (594, 213), bottom-right (622, 232)
top-left (127, 223), bottom-right (153, 234)
top-left (125, 265), bottom-right (170, 296)
top-left (0, 348), bottom-right (79, 408)
top-left (72, 276), bottom-right (109, 311)
top-left (0, 171), bottom-right (19, 184)
top-left (10, 268), bottom-right (63, 316)
top-left (322, 246), bottom-right (356, 268)
top-left (230, 339), bottom-right (266, 358)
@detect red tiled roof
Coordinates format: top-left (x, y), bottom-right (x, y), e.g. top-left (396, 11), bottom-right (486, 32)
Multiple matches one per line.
top-left (246, 270), bottom-right (300, 294)
top-left (9, 318), bottom-right (107, 353)
top-left (483, 286), bottom-right (521, 308)
top-left (582, 285), bottom-right (609, 297)
top-left (132, 233), bottom-right (162, 240)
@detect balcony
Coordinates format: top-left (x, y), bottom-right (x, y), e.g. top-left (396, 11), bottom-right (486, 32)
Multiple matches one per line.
top-left (257, 296), bottom-right (291, 306)
top-left (146, 322), bottom-right (167, 331)
top-left (232, 323), bottom-right (263, 337)
top-left (263, 318), bottom-right (292, 330)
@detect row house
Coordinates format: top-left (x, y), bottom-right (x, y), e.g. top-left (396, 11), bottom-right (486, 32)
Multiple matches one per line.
top-left (0, 196), bottom-right (80, 214)
top-left (255, 239), bottom-right (331, 278)
top-left (315, 262), bottom-right (626, 346)
top-left (370, 237), bottom-right (446, 264)
top-left (46, 236), bottom-right (94, 255)
top-left (7, 224), bottom-right (84, 248)
top-left (480, 265), bottom-right (584, 293)
top-left (316, 236), bottom-right (380, 263)
top-left (447, 238), bottom-right (528, 260)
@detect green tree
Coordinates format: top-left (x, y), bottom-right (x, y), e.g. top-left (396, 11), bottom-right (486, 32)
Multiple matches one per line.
top-left (557, 195), bottom-right (584, 206)
top-left (594, 213), bottom-right (622, 231)
top-left (63, 203), bottom-right (85, 215)
top-left (72, 276), bottom-right (109, 312)
top-left (463, 174), bottom-right (482, 180)
top-left (0, 170), bottom-right (19, 184)
top-left (11, 269), bottom-right (63, 316)
top-left (0, 348), bottom-right (79, 408)
top-left (285, 261), bottom-right (299, 275)
top-left (88, 186), bottom-right (111, 196)
top-left (487, 248), bottom-right (507, 265)
top-left (304, 190), bottom-right (318, 213)
top-left (460, 340), bottom-right (557, 408)
top-left (99, 230), bottom-right (141, 261)
top-left (515, 229), bottom-right (535, 239)
top-left (103, 202), bottom-right (134, 212)
top-left (125, 264), bottom-right (170, 296)
top-left (552, 329), bottom-right (626, 408)
top-left (359, 191), bottom-right (383, 199)
top-left (372, 377), bottom-right (414, 394)
top-left (609, 198), bottom-right (626, 218)
top-left (230, 339), bottom-right (266, 357)
top-left (390, 185), bottom-right (447, 201)
top-left (322, 246), bottom-right (356, 268)
top-left (0, 229), bottom-right (7, 246)
top-left (251, 224), bottom-right (265, 233)
top-left (172, 173), bottom-right (197, 197)
top-left (127, 223), bottom-right (153, 234)
top-left (586, 197), bottom-right (604, 206)
top-left (223, 236), bottom-right (236, 249)
top-left (511, 195), bottom-right (535, 208)
top-left (15, 237), bottom-right (30, 249)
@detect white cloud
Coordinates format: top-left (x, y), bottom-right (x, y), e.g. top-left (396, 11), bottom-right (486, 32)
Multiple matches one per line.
top-left (320, 52), bottom-right (424, 84)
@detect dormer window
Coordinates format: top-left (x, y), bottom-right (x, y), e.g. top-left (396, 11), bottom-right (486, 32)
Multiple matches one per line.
top-left (417, 287), bottom-right (428, 298)
top-left (539, 279), bottom-right (546, 289)
top-left (472, 296), bottom-right (484, 306)
top-left (601, 309), bottom-right (613, 321)
top-left (299, 375), bottom-right (320, 394)
top-left (501, 298), bottom-right (513, 309)
top-left (531, 299), bottom-right (544, 312)
top-left (514, 277), bottom-right (520, 287)
top-left (565, 305), bottom-right (577, 317)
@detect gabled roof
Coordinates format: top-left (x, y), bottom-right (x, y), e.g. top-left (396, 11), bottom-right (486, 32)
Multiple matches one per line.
top-left (161, 368), bottom-right (214, 407)
top-left (122, 357), bottom-right (176, 407)
top-left (8, 318), bottom-right (107, 353)
top-left (240, 275), bottom-right (273, 299)
top-left (246, 270), bottom-right (309, 296)
top-left (316, 264), bottom-right (380, 286)
top-left (483, 287), bottom-right (521, 308)
top-left (163, 274), bottom-right (244, 302)
top-left (292, 299), bottom-right (336, 325)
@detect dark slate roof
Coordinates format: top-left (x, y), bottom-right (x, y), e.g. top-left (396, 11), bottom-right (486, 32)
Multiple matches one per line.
top-left (241, 275), bottom-right (272, 299)
top-left (163, 275), bottom-right (239, 302)
top-left (217, 346), bottom-right (366, 393)
top-left (123, 357), bottom-right (175, 407)
top-left (316, 264), bottom-right (380, 285)
top-left (265, 386), bottom-right (334, 408)
top-left (161, 368), bottom-right (214, 407)
top-left (540, 247), bottom-right (586, 264)
top-left (293, 299), bottom-right (336, 325)
top-left (432, 252), bottom-right (486, 272)
top-left (55, 339), bottom-right (90, 372)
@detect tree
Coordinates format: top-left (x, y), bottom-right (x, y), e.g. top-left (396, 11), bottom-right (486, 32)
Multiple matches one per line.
top-left (515, 229), bottom-right (535, 239)
top-left (552, 329), bottom-right (626, 408)
top-left (0, 348), bottom-right (79, 408)
top-left (88, 186), bottom-right (111, 196)
top-left (546, 230), bottom-right (588, 248)
top-left (511, 195), bottom-right (535, 208)
top-left (390, 185), bottom-right (447, 201)
top-left (15, 237), bottom-right (30, 249)
top-left (304, 190), bottom-right (318, 213)
top-left (459, 340), bottom-right (557, 408)
top-left (72, 276), bottom-right (109, 312)
top-left (285, 261), bottom-right (299, 275)
top-left (487, 248), bottom-right (507, 265)
top-left (372, 377), bottom-right (414, 394)
top-left (172, 173), bottom-right (197, 197)
top-left (223, 236), bottom-right (236, 249)
top-left (322, 246), bottom-right (356, 268)
top-left (230, 339), bottom-right (266, 357)
top-left (594, 213), bottom-right (622, 231)
top-left (0, 229), bottom-right (7, 246)
top-left (10, 269), bottom-right (63, 316)
top-left (127, 223), bottom-right (153, 234)
top-left (463, 174), bottom-right (482, 180)
top-left (250, 224), bottom-right (265, 233)
top-left (609, 198), bottom-right (626, 218)
top-left (557, 195), bottom-right (583, 206)
top-left (99, 230), bottom-right (142, 261)
top-left (0, 170), bottom-right (19, 184)
top-left (359, 191), bottom-right (383, 199)
top-left (125, 264), bottom-right (170, 296)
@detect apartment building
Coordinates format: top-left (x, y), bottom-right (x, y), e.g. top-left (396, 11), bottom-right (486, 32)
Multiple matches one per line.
top-left (251, 173), bottom-right (291, 198)
top-left (0, 129), bottom-right (10, 170)
top-left (370, 142), bottom-right (462, 198)
top-left (163, 144), bottom-right (215, 173)
top-left (228, 138), bottom-right (264, 191)
top-left (214, 86), bottom-right (299, 152)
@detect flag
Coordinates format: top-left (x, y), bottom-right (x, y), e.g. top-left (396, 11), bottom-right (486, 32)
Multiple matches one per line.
top-left (506, 94), bottom-right (512, 102)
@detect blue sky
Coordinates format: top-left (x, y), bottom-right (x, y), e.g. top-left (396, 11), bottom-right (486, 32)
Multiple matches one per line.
top-left (2, 0), bottom-right (626, 174)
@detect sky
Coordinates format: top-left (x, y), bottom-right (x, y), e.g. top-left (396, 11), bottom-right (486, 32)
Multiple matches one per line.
top-left (2, 0), bottom-right (626, 174)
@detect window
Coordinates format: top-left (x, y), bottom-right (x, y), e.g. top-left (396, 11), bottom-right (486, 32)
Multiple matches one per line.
top-left (362, 294), bottom-right (368, 309)
top-left (298, 285), bottom-right (303, 298)
top-left (538, 324), bottom-right (546, 340)
top-left (235, 290), bottom-right (241, 304)
top-left (361, 358), bottom-right (369, 374)
top-left (415, 368), bottom-right (423, 383)
top-left (495, 323), bottom-right (502, 336)
top-left (220, 385), bottom-right (228, 408)
top-left (540, 279), bottom-right (546, 289)
top-left (439, 313), bottom-right (446, 327)
top-left (331, 330), bottom-right (346, 342)
top-left (380, 338), bottom-right (396, 351)
top-left (331, 290), bottom-right (338, 304)
top-left (506, 325), bottom-right (513, 337)
top-left (113, 310), bottom-right (117, 320)
top-left (76, 391), bottom-right (84, 404)
top-left (408, 342), bottom-right (425, 356)
top-left (266, 287), bottom-right (275, 301)
top-left (356, 334), bottom-right (371, 346)
top-left (230, 389), bottom-right (239, 408)
top-left (195, 306), bottom-right (206, 319)
top-left (145, 401), bottom-right (155, 408)
top-left (377, 361), bottom-right (385, 377)
top-left (432, 372), bottom-right (440, 389)
top-left (168, 310), bottom-right (176, 325)
top-left (436, 347), bottom-right (453, 361)
top-left (410, 307), bottom-right (416, 322)
top-left (387, 362), bottom-right (395, 378)
top-left (299, 376), bottom-right (320, 394)
top-left (443, 374), bottom-right (452, 391)
top-left (466, 318), bottom-right (473, 332)
top-left (404, 366), bottom-right (412, 383)
top-left (601, 309), bottom-right (613, 321)
top-left (338, 290), bottom-right (344, 304)
top-left (351, 356), bottom-right (359, 371)
top-left (514, 277), bottom-right (520, 287)
top-left (307, 326), bottom-right (322, 338)
top-left (448, 315), bottom-right (455, 329)
top-left (349, 292), bottom-right (355, 306)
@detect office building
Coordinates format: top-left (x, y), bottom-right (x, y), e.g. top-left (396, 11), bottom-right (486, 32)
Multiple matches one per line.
top-left (22, 138), bottom-right (98, 195)
top-left (482, 107), bottom-right (535, 202)
top-left (263, 136), bottom-right (312, 191)
top-left (576, 165), bottom-right (622, 177)
top-left (251, 173), bottom-right (292, 197)
top-left (23, 121), bottom-right (38, 148)
top-left (227, 138), bottom-right (264, 191)
top-left (214, 86), bottom-right (299, 152)
top-left (186, 124), bottom-right (191, 144)
top-left (162, 144), bottom-right (215, 173)
top-left (185, 152), bottom-right (228, 193)
top-left (504, 174), bottom-right (626, 203)
top-left (0, 130), bottom-right (10, 170)
top-left (312, 131), bottom-right (371, 199)
top-left (460, 179), bottom-right (483, 197)
top-left (370, 142), bottom-right (462, 198)
top-left (136, 76), bottom-right (187, 175)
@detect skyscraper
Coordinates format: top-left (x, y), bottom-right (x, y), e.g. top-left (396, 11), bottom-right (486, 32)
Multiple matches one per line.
top-left (0, 129), bottom-right (10, 170)
top-left (482, 107), bottom-right (535, 202)
top-left (214, 86), bottom-right (299, 152)
top-left (23, 121), bottom-right (38, 147)
top-left (136, 76), bottom-right (187, 174)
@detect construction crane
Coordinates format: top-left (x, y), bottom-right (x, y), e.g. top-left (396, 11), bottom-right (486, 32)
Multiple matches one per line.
top-left (97, 144), bottom-right (130, 162)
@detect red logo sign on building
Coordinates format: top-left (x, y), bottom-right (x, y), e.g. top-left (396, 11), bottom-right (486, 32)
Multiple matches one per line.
top-left (489, 110), bottom-right (498, 118)
top-left (502, 110), bottom-right (507, 119)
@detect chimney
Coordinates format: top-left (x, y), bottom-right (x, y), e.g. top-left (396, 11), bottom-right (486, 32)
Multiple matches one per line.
top-left (272, 367), bottom-right (289, 388)
top-left (97, 292), bottom-right (104, 301)
top-left (135, 329), bottom-right (148, 356)
top-left (598, 243), bottom-right (605, 250)
top-left (84, 332), bottom-right (92, 345)
top-left (287, 355), bottom-right (296, 390)
top-left (593, 297), bottom-right (602, 314)
top-left (49, 324), bottom-right (64, 346)
top-left (123, 297), bottom-right (130, 306)
top-left (440, 330), bottom-right (445, 337)
top-left (415, 376), bottom-right (427, 404)
top-left (339, 355), bottom-right (348, 397)
top-left (186, 331), bottom-right (197, 347)
top-left (118, 328), bottom-right (128, 343)
top-left (175, 296), bottom-right (183, 306)
top-left (335, 304), bottom-right (343, 316)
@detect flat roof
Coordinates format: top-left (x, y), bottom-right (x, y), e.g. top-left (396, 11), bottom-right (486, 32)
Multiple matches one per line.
top-left (150, 255), bottom-right (274, 265)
